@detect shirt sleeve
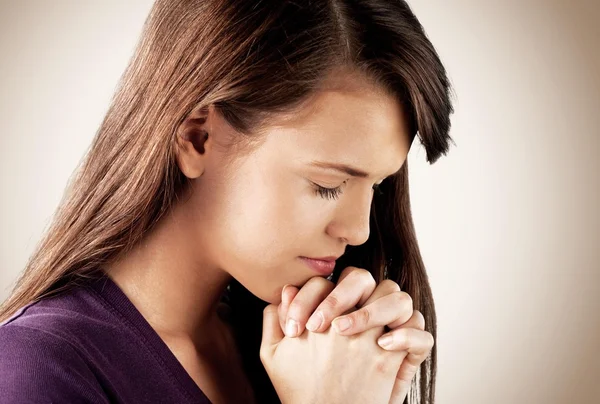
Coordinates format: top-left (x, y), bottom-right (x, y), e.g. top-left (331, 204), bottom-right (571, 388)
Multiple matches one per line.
top-left (0, 324), bottom-right (110, 403)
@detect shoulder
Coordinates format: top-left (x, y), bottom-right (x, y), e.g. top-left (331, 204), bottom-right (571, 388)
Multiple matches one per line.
top-left (1, 282), bottom-right (124, 354)
top-left (0, 300), bottom-right (110, 403)
top-left (0, 320), bottom-right (86, 370)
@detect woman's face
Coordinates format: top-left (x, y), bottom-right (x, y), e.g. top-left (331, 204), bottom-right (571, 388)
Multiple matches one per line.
top-left (186, 79), bottom-right (412, 303)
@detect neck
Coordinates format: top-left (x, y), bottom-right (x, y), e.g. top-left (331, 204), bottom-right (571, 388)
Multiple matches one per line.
top-left (104, 200), bottom-right (233, 345)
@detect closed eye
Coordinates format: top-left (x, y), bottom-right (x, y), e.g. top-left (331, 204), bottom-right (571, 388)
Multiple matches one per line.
top-left (313, 181), bottom-right (383, 200)
top-left (314, 182), bottom-right (345, 200)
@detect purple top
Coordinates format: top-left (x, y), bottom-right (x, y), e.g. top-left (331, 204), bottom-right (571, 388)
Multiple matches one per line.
top-left (0, 275), bottom-right (212, 403)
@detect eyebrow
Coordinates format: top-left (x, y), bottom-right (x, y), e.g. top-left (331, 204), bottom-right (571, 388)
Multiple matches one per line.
top-left (309, 160), bottom-right (404, 180)
top-left (309, 160), bottom-right (394, 179)
top-left (309, 161), bottom-right (370, 178)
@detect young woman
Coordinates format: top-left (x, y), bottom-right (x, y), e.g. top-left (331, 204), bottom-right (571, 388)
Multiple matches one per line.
top-left (0, 0), bottom-right (454, 403)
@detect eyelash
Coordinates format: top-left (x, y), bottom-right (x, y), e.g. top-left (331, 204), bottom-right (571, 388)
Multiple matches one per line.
top-left (314, 181), bottom-right (384, 200)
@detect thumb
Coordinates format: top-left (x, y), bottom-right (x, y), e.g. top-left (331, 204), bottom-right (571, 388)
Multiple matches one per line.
top-left (260, 304), bottom-right (285, 359)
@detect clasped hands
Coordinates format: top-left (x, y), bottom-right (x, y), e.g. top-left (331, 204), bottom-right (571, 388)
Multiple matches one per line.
top-left (276, 266), bottom-right (434, 403)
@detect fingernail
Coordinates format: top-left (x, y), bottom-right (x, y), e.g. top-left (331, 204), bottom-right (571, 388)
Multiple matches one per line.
top-left (377, 334), bottom-right (393, 349)
top-left (285, 318), bottom-right (298, 337)
top-left (333, 317), bottom-right (351, 333)
top-left (306, 312), bottom-right (323, 332)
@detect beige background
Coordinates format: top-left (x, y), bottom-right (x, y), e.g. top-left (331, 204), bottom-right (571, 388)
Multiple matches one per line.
top-left (1, 1), bottom-right (598, 403)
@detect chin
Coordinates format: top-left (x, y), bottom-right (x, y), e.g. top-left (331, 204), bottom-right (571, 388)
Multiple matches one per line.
top-left (232, 267), bottom-right (306, 305)
top-left (256, 286), bottom-right (284, 305)
top-left (232, 281), bottom-right (283, 306)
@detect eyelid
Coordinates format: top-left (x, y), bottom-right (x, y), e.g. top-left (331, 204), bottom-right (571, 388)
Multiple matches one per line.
top-left (312, 181), bottom-right (345, 200)
top-left (311, 178), bottom-right (383, 190)
top-left (311, 179), bottom-right (384, 201)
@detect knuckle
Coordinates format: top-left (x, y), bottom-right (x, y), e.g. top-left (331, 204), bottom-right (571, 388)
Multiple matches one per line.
top-left (263, 304), bottom-right (277, 315)
top-left (413, 310), bottom-right (426, 329)
top-left (399, 291), bottom-right (413, 310)
top-left (305, 276), bottom-right (330, 288)
top-left (391, 291), bottom-right (406, 307)
top-left (390, 292), bottom-right (413, 321)
top-left (380, 279), bottom-right (401, 293)
top-left (353, 267), bottom-right (370, 278)
top-left (354, 307), bottom-right (371, 327)
top-left (426, 332), bottom-right (435, 348)
top-left (362, 273), bottom-right (376, 289)
top-left (348, 267), bottom-right (375, 286)
top-left (321, 293), bottom-right (341, 311)
top-left (339, 266), bottom-right (359, 278)
top-left (373, 354), bottom-right (393, 375)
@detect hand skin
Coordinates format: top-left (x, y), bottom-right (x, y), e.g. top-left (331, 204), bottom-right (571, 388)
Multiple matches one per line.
top-left (260, 300), bottom-right (405, 404)
top-left (277, 266), bottom-right (435, 403)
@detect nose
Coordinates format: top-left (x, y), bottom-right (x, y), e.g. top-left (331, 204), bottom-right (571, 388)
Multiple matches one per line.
top-left (326, 187), bottom-right (373, 246)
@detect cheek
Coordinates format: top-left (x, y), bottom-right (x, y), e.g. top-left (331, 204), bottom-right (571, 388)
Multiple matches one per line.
top-left (217, 203), bottom-right (296, 303)
top-left (198, 163), bottom-right (333, 301)
top-left (202, 177), bottom-right (292, 288)
top-left (217, 169), bottom-right (316, 258)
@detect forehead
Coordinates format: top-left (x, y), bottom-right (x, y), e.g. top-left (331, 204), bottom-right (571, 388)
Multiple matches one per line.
top-left (264, 83), bottom-right (412, 178)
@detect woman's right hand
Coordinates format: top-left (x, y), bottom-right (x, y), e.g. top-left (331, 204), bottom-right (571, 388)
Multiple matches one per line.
top-left (260, 300), bottom-right (405, 404)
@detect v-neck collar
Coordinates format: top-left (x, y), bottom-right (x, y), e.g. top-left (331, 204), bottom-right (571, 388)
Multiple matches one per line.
top-left (88, 274), bottom-right (212, 403)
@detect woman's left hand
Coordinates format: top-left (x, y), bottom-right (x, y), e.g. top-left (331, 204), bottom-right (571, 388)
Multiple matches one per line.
top-left (277, 266), bottom-right (434, 404)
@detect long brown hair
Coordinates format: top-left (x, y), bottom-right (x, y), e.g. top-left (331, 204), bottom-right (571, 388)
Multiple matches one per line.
top-left (1, 0), bottom-right (454, 402)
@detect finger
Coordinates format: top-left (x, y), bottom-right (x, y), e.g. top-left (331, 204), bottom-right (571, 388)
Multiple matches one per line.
top-left (387, 309), bottom-right (425, 331)
top-left (379, 328), bottom-right (434, 404)
top-left (305, 267), bottom-right (376, 333)
top-left (329, 279), bottom-right (402, 335)
top-left (284, 277), bottom-right (335, 337)
top-left (331, 291), bottom-right (413, 335)
top-left (376, 327), bottom-right (435, 354)
top-left (383, 311), bottom-right (431, 404)
top-left (335, 266), bottom-right (378, 307)
top-left (389, 340), bottom-right (433, 404)
top-left (334, 266), bottom-right (357, 286)
top-left (388, 368), bottom-right (412, 404)
top-left (361, 279), bottom-right (401, 307)
top-left (259, 304), bottom-right (284, 362)
top-left (278, 284), bottom-right (299, 334)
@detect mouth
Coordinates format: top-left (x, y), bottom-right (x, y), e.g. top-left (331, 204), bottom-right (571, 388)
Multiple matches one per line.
top-left (299, 256), bottom-right (337, 276)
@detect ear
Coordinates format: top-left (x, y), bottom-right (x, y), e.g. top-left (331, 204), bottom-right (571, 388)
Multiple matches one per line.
top-left (175, 105), bottom-right (213, 179)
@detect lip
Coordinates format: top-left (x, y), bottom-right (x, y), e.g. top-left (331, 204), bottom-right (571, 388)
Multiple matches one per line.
top-left (305, 256), bottom-right (340, 261)
top-left (300, 257), bottom-right (337, 276)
